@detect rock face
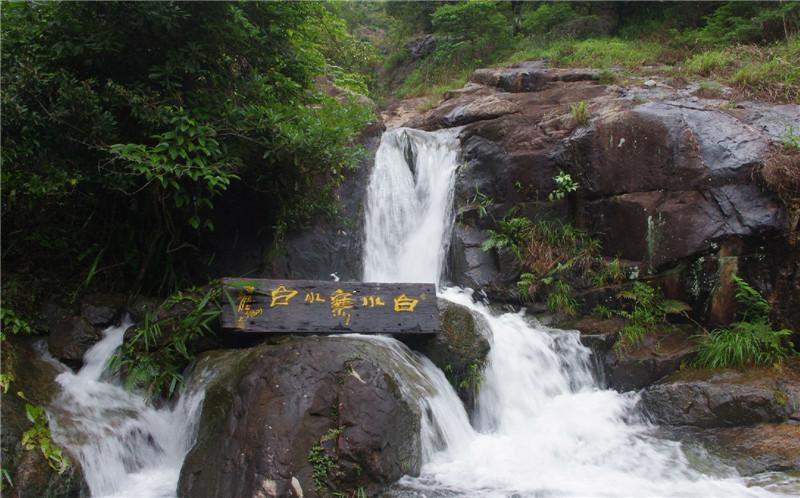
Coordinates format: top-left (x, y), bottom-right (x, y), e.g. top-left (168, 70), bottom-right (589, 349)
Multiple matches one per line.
top-left (566, 317), bottom-right (698, 392)
top-left (639, 363), bottom-right (800, 428)
top-left (178, 337), bottom-right (425, 498)
top-left (1, 337), bottom-right (88, 498)
top-left (418, 301), bottom-right (490, 408)
top-left (680, 423), bottom-right (800, 474)
top-left (397, 60), bottom-right (798, 332)
top-left (271, 122), bottom-right (384, 281)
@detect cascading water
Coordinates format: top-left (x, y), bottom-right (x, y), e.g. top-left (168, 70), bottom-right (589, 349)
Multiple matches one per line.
top-left (363, 127), bottom-right (793, 497)
top-left (46, 322), bottom-right (207, 498)
top-left (363, 127), bottom-right (460, 284)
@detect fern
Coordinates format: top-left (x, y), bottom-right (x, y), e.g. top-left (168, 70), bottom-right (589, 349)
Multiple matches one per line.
top-left (732, 275), bottom-right (770, 321)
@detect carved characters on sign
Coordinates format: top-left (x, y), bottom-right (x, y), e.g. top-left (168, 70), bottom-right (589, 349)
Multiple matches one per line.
top-left (223, 278), bottom-right (438, 334)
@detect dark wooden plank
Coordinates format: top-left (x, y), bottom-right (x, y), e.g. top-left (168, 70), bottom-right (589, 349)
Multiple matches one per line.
top-left (221, 278), bottom-right (439, 334)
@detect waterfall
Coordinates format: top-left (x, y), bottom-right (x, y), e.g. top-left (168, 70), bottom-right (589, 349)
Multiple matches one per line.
top-left (46, 322), bottom-right (207, 498)
top-left (363, 127), bottom-right (460, 284)
top-left (363, 127), bottom-right (783, 497)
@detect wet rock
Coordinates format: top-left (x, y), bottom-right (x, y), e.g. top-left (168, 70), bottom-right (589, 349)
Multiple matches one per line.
top-left (675, 423), bottom-right (800, 474)
top-left (639, 364), bottom-right (800, 427)
top-left (271, 123), bottom-right (383, 281)
top-left (1, 337), bottom-right (89, 498)
top-left (420, 301), bottom-right (490, 408)
top-left (604, 330), bottom-right (697, 392)
top-left (587, 187), bottom-right (786, 271)
top-left (471, 61), bottom-right (551, 93)
top-left (46, 317), bottom-right (102, 369)
top-left (564, 102), bottom-right (770, 197)
top-left (567, 317), bottom-right (697, 391)
top-left (178, 337), bottom-right (423, 498)
top-left (79, 293), bottom-right (126, 327)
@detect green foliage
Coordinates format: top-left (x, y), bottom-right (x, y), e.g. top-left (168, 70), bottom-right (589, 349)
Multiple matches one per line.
top-left (783, 126), bottom-right (800, 151)
top-left (0, 308), bottom-right (36, 393)
top-left (20, 400), bottom-right (70, 474)
top-left (520, 3), bottom-right (577, 37)
top-left (458, 362), bottom-right (484, 392)
top-left (308, 427), bottom-right (342, 493)
top-left (548, 170), bottom-right (580, 201)
top-left (547, 281), bottom-right (578, 316)
top-left (431, 0), bottom-right (513, 65)
top-left (0, 308), bottom-right (33, 342)
top-left (731, 275), bottom-right (770, 321)
top-left (481, 213), bottom-right (533, 259)
top-left (470, 187), bottom-right (494, 219)
top-left (108, 284), bottom-right (223, 400)
top-left (695, 275), bottom-right (795, 368)
top-left (597, 282), bottom-right (691, 351)
top-left (1, 468), bottom-right (11, 491)
top-left (2, 2), bottom-right (374, 297)
top-left (697, 1), bottom-right (800, 45)
top-left (694, 321), bottom-right (793, 369)
top-left (685, 50), bottom-right (737, 76)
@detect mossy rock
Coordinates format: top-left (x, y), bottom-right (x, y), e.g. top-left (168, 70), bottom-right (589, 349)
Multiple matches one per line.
top-left (420, 302), bottom-right (491, 409)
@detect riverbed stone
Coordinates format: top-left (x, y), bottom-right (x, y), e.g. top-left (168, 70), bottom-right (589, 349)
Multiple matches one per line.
top-left (46, 317), bottom-right (102, 370)
top-left (639, 362), bottom-right (800, 427)
top-left (178, 337), bottom-right (423, 498)
top-left (1, 337), bottom-right (89, 498)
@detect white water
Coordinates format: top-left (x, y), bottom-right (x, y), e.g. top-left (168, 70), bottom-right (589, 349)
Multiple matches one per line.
top-left (364, 127), bottom-right (460, 284)
top-left (47, 322), bottom-right (207, 498)
top-left (364, 127), bottom-right (785, 497)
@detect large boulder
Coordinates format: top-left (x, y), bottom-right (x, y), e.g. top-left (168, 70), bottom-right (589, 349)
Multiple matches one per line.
top-left (46, 317), bottom-right (102, 370)
top-left (568, 317), bottom-right (698, 391)
top-left (639, 363), bottom-right (800, 428)
top-left (1, 337), bottom-right (88, 498)
top-left (418, 301), bottom-right (490, 408)
top-left (178, 337), bottom-right (427, 498)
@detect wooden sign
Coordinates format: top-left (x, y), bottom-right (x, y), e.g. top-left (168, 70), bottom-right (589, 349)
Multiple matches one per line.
top-left (221, 278), bottom-right (439, 334)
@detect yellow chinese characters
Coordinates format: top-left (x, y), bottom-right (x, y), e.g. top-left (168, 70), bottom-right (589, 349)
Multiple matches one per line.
top-left (304, 292), bottom-right (326, 303)
top-left (393, 293), bottom-right (418, 312)
top-left (361, 295), bottom-right (385, 307)
top-left (330, 289), bottom-right (354, 326)
top-left (270, 285), bottom-right (298, 307)
top-left (236, 285), bottom-right (263, 328)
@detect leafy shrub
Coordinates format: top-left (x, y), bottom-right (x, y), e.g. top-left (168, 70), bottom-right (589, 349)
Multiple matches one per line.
top-left (547, 281), bottom-right (578, 316)
top-left (20, 401), bottom-right (70, 474)
top-left (108, 284), bottom-right (223, 400)
top-left (698, 2), bottom-right (800, 45)
top-left (694, 321), bottom-right (793, 369)
top-left (1, 2), bottom-right (374, 297)
top-left (695, 275), bottom-right (795, 368)
top-left (520, 2), bottom-right (577, 36)
top-left (594, 282), bottom-right (691, 351)
top-left (431, 0), bottom-right (513, 66)
top-left (685, 49), bottom-right (737, 76)
top-left (549, 170), bottom-right (580, 201)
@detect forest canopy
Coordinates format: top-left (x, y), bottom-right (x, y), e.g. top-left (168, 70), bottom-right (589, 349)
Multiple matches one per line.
top-left (2, 1), bottom-right (375, 299)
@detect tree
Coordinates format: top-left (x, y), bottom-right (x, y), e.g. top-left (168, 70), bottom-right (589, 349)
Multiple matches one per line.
top-left (1, 2), bottom-right (373, 298)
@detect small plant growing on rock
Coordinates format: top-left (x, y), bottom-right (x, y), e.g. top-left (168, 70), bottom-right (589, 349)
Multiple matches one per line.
top-left (594, 282), bottom-right (690, 351)
top-left (569, 101), bottom-right (590, 125)
top-left (547, 281), bottom-right (578, 316)
top-left (548, 170), bottom-right (579, 201)
top-left (469, 187), bottom-right (494, 219)
top-left (782, 126), bottom-right (800, 151)
top-left (694, 275), bottom-right (794, 369)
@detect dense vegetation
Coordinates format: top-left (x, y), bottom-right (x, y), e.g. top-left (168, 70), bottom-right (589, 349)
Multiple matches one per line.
top-left (2, 1), bottom-right (375, 309)
top-left (2, 0), bottom-right (797, 406)
top-left (380, 1), bottom-right (799, 103)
